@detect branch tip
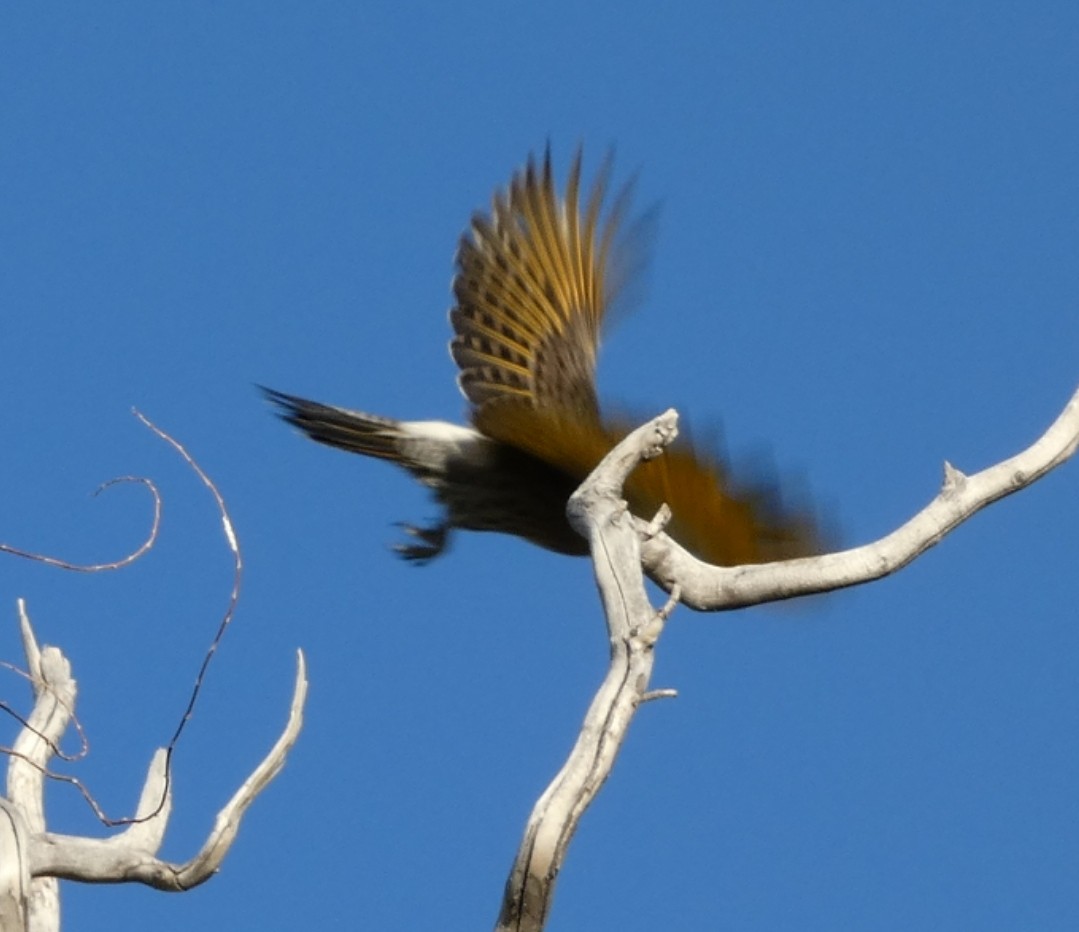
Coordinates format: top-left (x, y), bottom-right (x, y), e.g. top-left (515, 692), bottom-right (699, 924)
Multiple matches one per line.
top-left (657, 583), bottom-right (682, 622)
top-left (639, 688), bottom-right (678, 703)
top-left (644, 503), bottom-right (672, 538)
top-left (942, 460), bottom-right (967, 491)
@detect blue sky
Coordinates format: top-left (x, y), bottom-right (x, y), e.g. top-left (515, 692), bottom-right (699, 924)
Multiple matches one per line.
top-left (2, 3), bottom-right (1077, 929)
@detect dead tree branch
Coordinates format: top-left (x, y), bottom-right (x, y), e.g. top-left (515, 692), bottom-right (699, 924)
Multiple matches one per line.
top-left (496, 412), bottom-right (682, 932)
top-left (1, 600), bottom-right (306, 917)
top-left (642, 382), bottom-right (1079, 610)
top-left (497, 382), bottom-right (1077, 930)
top-left (0, 476), bottom-right (161, 572)
top-left (0, 411), bottom-right (308, 930)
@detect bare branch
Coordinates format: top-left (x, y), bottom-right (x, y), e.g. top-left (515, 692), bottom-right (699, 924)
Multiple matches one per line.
top-left (6, 601), bottom-right (78, 931)
top-left (31, 650), bottom-right (308, 890)
top-left (129, 410), bottom-right (246, 827)
top-left (0, 798), bottom-right (30, 929)
top-left (497, 383), bottom-right (1076, 929)
top-left (642, 382), bottom-right (1079, 610)
top-left (0, 476), bottom-right (161, 572)
top-left (2, 413), bottom-right (248, 831)
top-left (0, 414), bottom-right (307, 930)
top-left (497, 412), bottom-right (680, 932)
top-left (8, 605), bottom-right (76, 834)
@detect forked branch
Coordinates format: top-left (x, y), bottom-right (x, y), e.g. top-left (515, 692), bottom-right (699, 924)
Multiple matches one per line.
top-left (3, 601), bottom-right (307, 899)
top-left (0, 411), bottom-right (308, 930)
top-left (641, 382), bottom-right (1079, 609)
top-left (496, 411), bottom-right (682, 931)
top-left (497, 383), bottom-right (1077, 930)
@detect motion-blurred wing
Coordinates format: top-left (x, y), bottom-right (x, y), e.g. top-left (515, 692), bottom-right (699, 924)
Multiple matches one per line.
top-left (474, 405), bottom-right (822, 566)
top-left (449, 147), bottom-right (820, 565)
top-left (450, 148), bottom-right (632, 423)
top-left (623, 431), bottom-right (822, 566)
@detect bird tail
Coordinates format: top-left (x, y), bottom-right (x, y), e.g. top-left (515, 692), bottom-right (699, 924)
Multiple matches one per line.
top-left (260, 386), bottom-right (405, 462)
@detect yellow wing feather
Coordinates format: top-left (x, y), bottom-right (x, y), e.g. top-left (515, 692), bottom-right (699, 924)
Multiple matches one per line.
top-left (450, 148), bottom-right (618, 416)
top-left (454, 147), bottom-right (823, 566)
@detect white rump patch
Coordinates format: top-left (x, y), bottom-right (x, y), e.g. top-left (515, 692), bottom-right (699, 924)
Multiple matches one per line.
top-left (402, 420), bottom-right (484, 443)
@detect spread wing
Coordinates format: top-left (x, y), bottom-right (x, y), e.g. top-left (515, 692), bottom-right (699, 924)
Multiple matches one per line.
top-left (449, 146), bottom-right (824, 566)
top-left (450, 147), bottom-right (633, 425)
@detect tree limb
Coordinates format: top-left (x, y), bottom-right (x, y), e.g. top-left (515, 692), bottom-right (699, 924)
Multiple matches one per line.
top-left (496, 383), bottom-right (1077, 930)
top-left (642, 382), bottom-right (1079, 610)
top-left (0, 601), bottom-right (307, 924)
top-left (496, 412), bottom-right (681, 931)
top-left (29, 649), bottom-right (308, 890)
top-left (7, 600), bottom-right (76, 930)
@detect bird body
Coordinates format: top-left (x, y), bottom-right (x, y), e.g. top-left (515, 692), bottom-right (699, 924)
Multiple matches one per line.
top-left (260, 392), bottom-right (590, 559)
top-left (265, 149), bottom-right (820, 565)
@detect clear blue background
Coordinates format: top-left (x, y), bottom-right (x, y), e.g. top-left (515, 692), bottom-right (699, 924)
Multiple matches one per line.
top-left (2, 4), bottom-right (1077, 929)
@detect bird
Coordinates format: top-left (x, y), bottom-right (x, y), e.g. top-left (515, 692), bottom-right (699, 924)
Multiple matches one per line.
top-left (263, 148), bottom-right (821, 565)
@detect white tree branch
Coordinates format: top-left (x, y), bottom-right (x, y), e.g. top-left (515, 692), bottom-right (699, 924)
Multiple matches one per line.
top-left (0, 797), bottom-right (30, 929)
top-left (0, 602), bottom-right (308, 932)
top-left (7, 600), bottom-right (76, 931)
top-left (496, 412), bottom-right (682, 932)
top-left (642, 382), bottom-right (1079, 610)
top-left (30, 650), bottom-right (308, 890)
top-left (497, 383), bottom-right (1077, 930)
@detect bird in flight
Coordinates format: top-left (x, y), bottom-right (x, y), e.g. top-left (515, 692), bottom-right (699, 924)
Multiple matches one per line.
top-left (264, 148), bottom-right (821, 565)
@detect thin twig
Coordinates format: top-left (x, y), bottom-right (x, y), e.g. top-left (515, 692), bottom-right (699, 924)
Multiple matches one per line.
top-left (0, 476), bottom-right (161, 571)
top-left (129, 410), bottom-right (244, 826)
top-left (2, 411), bottom-right (245, 829)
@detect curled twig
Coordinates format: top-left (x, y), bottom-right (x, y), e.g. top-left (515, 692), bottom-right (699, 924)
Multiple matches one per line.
top-left (2, 410), bottom-right (245, 829)
top-left (129, 409), bottom-right (244, 825)
top-left (0, 476), bottom-right (161, 571)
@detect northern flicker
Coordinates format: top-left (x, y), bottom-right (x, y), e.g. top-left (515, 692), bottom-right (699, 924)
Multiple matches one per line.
top-left (264, 149), bottom-right (820, 564)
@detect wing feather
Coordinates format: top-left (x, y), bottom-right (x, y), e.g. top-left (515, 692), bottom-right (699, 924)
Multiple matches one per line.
top-left (451, 147), bottom-right (824, 566)
top-left (450, 147), bottom-right (624, 418)
top-left (470, 404), bottom-right (821, 565)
